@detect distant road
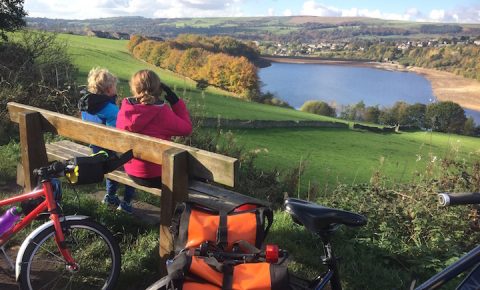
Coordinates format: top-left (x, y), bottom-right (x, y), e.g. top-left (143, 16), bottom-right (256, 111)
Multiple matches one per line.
top-left (261, 56), bottom-right (480, 112)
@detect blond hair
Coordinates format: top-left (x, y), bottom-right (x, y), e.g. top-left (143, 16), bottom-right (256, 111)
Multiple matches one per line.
top-left (87, 67), bottom-right (117, 95)
top-left (130, 70), bottom-right (162, 105)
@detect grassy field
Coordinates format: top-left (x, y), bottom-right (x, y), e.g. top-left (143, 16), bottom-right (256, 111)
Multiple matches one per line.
top-left (234, 128), bottom-right (480, 192)
top-left (61, 33), bottom-right (480, 189)
top-left (62, 34), bottom-right (341, 122)
top-left (3, 32), bottom-right (480, 289)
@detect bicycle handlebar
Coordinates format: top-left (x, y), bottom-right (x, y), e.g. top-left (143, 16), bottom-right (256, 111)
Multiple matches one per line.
top-left (438, 192), bottom-right (480, 206)
top-left (33, 161), bottom-right (71, 180)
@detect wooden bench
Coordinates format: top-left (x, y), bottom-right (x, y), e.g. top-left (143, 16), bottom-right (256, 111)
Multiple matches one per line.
top-left (45, 139), bottom-right (164, 196)
top-left (7, 102), bottom-right (240, 274)
top-left (43, 140), bottom-right (262, 223)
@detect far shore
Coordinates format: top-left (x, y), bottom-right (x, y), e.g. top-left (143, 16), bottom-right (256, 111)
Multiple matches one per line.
top-left (261, 56), bottom-right (480, 112)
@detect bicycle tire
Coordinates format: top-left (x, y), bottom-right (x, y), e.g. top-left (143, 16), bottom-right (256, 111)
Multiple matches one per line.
top-left (18, 219), bottom-right (121, 290)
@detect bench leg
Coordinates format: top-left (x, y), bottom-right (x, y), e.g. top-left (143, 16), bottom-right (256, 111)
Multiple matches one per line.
top-left (19, 112), bottom-right (48, 191)
top-left (159, 148), bottom-right (188, 276)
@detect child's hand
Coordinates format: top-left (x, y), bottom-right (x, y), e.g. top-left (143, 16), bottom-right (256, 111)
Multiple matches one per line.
top-left (161, 83), bottom-right (179, 105)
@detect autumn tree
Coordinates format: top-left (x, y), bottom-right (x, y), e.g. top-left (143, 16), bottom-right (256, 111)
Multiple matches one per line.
top-left (127, 34), bottom-right (146, 52)
top-left (127, 34), bottom-right (260, 99)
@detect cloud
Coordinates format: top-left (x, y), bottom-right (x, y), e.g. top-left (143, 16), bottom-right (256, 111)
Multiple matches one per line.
top-left (300, 1), bottom-right (480, 23)
top-left (283, 9), bottom-right (293, 17)
top-left (426, 6), bottom-right (480, 23)
top-left (301, 1), bottom-right (340, 17)
top-left (25, 0), bottom-right (246, 19)
top-left (429, 9), bottom-right (445, 21)
top-left (24, 0), bottom-right (480, 23)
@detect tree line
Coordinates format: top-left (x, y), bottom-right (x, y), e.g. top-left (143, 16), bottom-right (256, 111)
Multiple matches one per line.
top-left (301, 100), bottom-right (476, 135)
top-left (127, 34), bottom-right (260, 99)
top-left (319, 41), bottom-right (480, 81)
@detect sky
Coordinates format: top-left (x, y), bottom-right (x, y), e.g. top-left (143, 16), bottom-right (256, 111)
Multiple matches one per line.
top-left (24, 0), bottom-right (480, 23)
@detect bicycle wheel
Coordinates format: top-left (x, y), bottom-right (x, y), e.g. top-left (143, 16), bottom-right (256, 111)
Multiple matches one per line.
top-left (18, 219), bottom-right (121, 290)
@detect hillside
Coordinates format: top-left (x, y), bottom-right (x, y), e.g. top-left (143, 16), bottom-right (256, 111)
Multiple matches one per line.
top-left (62, 33), bottom-right (480, 187)
top-left (3, 32), bottom-right (480, 290)
top-left (30, 16), bottom-right (480, 42)
top-left (62, 33), bottom-right (339, 122)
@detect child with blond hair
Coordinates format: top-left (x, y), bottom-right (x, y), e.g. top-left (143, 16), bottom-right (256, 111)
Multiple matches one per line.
top-left (116, 70), bottom-right (192, 191)
top-left (78, 67), bottom-right (135, 213)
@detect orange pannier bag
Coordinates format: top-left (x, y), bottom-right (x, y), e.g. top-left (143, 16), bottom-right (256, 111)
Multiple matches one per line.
top-left (171, 201), bottom-right (273, 252)
top-left (167, 252), bottom-right (292, 290)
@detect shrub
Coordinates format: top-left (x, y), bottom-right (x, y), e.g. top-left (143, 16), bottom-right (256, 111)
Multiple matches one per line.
top-left (254, 92), bottom-right (292, 108)
top-left (276, 156), bottom-right (480, 289)
top-left (195, 79), bottom-right (209, 90)
top-left (425, 101), bottom-right (467, 133)
top-left (175, 100), bottom-right (299, 207)
top-left (0, 30), bottom-right (79, 144)
top-left (300, 100), bottom-right (336, 117)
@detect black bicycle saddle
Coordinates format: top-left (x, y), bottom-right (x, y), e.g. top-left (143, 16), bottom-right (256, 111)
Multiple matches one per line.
top-left (284, 198), bottom-right (367, 233)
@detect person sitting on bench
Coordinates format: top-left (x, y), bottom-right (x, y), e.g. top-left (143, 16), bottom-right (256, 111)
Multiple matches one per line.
top-left (78, 67), bottom-right (135, 213)
top-left (117, 70), bottom-right (192, 191)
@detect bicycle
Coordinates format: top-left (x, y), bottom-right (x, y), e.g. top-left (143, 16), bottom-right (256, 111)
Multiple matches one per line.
top-left (287, 195), bottom-right (480, 290)
top-left (146, 197), bottom-right (367, 290)
top-left (0, 154), bottom-right (129, 290)
top-left (148, 193), bottom-right (480, 290)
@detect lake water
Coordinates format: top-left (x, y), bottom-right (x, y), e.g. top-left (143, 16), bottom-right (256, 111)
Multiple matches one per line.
top-left (259, 62), bottom-right (480, 123)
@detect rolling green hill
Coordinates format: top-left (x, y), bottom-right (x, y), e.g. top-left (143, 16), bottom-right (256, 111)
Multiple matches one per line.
top-left (63, 33), bottom-right (340, 122)
top-left (2, 31), bottom-right (480, 290)
top-left (63, 33), bottom-right (480, 188)
top-left (31, 16), bottom-right (480, 43)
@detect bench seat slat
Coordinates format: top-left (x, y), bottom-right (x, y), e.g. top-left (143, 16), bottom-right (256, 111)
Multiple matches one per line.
top-left (46, 141), bottom-right (162, 196)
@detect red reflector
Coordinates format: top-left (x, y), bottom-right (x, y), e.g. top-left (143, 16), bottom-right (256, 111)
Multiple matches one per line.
top-left (265, 244), bottom-right (279, 263)
top-left (234, 204), bottom-right (257, 212)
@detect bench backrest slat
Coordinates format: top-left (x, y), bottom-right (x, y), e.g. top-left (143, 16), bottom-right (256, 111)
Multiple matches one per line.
top-left (8, 102), bottom-right (238, 187)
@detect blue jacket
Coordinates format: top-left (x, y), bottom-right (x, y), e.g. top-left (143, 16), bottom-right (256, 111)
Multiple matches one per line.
top-left (78, 92), bottom-right (119, 152)
top-left (78, 92), bottom-right (118, 126)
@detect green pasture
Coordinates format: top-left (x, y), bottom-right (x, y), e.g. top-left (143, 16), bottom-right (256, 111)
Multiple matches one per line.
top-left (62, 34), bottom-right (345, 122)
top-left (63, 33), bottom-right (480, 189)
top-left (234, 127), bottom-right (480, 192)
top-left (3, 31), bottom-right (480, 290)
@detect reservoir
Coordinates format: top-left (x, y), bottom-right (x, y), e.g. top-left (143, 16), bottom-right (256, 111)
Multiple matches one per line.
top-left (259, 62), bottom-right (480, 122)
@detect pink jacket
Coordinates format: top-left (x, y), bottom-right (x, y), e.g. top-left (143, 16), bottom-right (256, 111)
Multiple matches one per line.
top-left (116, 98), bottom-right (192, 178)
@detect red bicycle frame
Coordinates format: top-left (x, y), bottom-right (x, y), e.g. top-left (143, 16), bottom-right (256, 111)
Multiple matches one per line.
top-left (0, 181), bottom-right (77, 267)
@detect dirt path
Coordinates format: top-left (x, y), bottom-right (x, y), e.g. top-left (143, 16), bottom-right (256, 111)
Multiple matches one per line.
top-left (262, 56), bottom-right (480, 111)
top-left (0, 246), bottom-right (20, 289)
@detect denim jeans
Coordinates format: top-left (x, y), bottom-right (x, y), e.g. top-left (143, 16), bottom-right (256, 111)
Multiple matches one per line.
top-left (92, 146), bottom-right (135, 203)
top-left (106, 178), bottom-right (135, 203)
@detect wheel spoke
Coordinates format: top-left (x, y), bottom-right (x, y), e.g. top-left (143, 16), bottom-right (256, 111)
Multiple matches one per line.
top-left (32, 240), bottom-right (66, 263)
top-left (19, 220), bottom-right (120, 290)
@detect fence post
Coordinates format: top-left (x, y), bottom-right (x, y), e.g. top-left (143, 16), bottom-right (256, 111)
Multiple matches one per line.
top-left (159, 148), bottom-right (188, 275)
top-left (18, 112), bottom-right (48, 191)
